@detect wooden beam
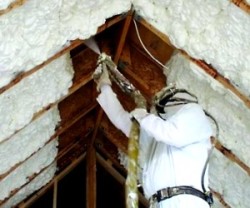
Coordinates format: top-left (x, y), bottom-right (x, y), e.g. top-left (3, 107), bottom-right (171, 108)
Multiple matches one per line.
top-left (86, 109), bottom-right (104, 208)
top-left (231, 0), bottom-right (250, 14)
top-left (17, 153), bottom-right (86, 208)
top-left (0, 0), bottom-right (26, 16)
top-left (53, 179), bottom-right (58, 208)
top-left (114, 10), bottom-right (134, 63)
top-left (96, 153), bottom-right (149, 208)
top-left (86, 146), bottom-right (96, 208)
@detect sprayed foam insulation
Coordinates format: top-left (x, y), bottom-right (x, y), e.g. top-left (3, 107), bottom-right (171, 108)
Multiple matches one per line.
top-left (165, 52), bottom-right (250, 207)
top-left (0, 0), bottom-right (131, 88)
top-left (0, 139), bottom-right (58, 201)
top-left (0, 53), bottom-right (73, 142)
top-left (1, 162), bottom-right (57, 208)
top-left (165, 52), bottom-right (250, 167)
top-left (133, 0), bottom-right (250, 97)
top-left (0, 106), bottom-right (60, 176)
top-left (0, 0), bottom-right (16, 10)
top-left (210, 150), bottom-right (250, 208)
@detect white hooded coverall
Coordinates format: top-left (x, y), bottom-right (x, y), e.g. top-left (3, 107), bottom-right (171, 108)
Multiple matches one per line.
top-left (97, 85), bottom-right (213, 208)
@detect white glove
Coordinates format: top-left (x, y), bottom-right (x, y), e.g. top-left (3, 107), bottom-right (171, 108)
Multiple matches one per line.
top-left (93, 64), bottom-right (111, 92)
top-left (130, 108), bottom-right (148, 122)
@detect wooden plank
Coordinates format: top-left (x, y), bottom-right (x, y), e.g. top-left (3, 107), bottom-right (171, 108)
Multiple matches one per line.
top-left (96, 153), bottom-right (149, 208)
top-left (231, 0), bottom-right (250, 13)
top-left (86, 109), bottom-right (104, 208)
top-left (53, 179), bottom-right (58, 208)
top-left (17, 153), bottom-right (86, 208)
top-left (114, 10), bottom-right (134, 63)
top-left (0, 0), bottom-right (26, 16)
top-left (86, 146), bottom-right (96, 208)
top-left (131, 17), bottom-right (175, 66)
top-left (134, 15), bottom-right (173, 48)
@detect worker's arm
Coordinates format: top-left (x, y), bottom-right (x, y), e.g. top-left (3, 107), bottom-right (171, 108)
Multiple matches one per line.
top-left (97, 84), bottom-right (132, 137)
top-left (138, 103), bottom-right (213, 148)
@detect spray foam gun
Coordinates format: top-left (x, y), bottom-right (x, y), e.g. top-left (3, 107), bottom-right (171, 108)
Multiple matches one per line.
top-left (94, 52), bottom-right (146, 208)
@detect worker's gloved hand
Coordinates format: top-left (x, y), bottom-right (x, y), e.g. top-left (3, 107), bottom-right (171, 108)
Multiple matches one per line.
top-left (92, 64), bottom-right (111, 92)
top-left (130, 108), bottom-right (148, 122)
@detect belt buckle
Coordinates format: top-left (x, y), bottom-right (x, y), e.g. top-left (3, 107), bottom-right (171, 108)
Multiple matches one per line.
top-left (157, 187), bottom-right (171, 202)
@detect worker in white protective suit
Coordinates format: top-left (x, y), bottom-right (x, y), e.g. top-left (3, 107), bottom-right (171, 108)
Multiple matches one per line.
top-left (94, 67), bottom-right (213, 208)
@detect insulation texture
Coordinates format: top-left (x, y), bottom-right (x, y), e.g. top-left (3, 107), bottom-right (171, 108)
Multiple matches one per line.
top-left (1, 162), bottom-right (57, 208)
top-left (165, 52), bottom-right (250, 207)
top-left (133, 0), bottom-right (250, 97)
top-left (0, 106), bottom-right (60, 175)
top-left (0, 0), bottom-right (131, 87)
top-left (0, 139), bottom-right (58, 201)
top-left (0, 0), bottom-right (16, 10)
top-left (210, 150), bottom-right (250, 208)
top-left (165, 52), bottom-right (250, 168)
top-left (0, 53), bottom-right (73, 142)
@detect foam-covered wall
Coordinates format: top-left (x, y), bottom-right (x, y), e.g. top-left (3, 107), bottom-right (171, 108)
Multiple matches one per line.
top-left (0, 0), bottom-right (16, 10)
top-left (0, 0), bottom-right (131, 206)
top-left (1, 162), bottom-right (57, 208)
top-left (133, 0), bottom-right (250, 97)
top-left (133, 0), bottom-right (250, 207)
top-left (1, 0), bottom-right (249, 207)
top-left (165, 53), bottom-right (250, 207)
top-left (0, 0), bottom-right (131, 88)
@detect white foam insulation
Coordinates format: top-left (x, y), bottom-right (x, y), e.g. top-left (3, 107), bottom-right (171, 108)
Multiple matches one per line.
top-left (0, 0), bottom-right (131, 88)
top-left (0, 139), bottom-right (58, 201)
top-left (0, 0), bottom-right (131, 206)
top-left (132, 2), bottom-right (250, 205)
top-left (0, 106), bottom-right (60, 175)
top-left (1, 162), bottom-right (57, 208)
top-left (210, 150), bottom-right (250, 208)
top-left (133, 0), bottom-right (250, 97)
top-left (0, 53), bottom-right (73, 142)
top-left (0, 0), bottom-right (16, 10)
top-left (165, 52), bottom-right (250, 207)
top-left (0, 0), bottom-right (250, 207)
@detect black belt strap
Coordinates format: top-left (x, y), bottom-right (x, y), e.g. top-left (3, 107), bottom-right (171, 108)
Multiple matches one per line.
top-left (152, 186), bottom-right (213, 205)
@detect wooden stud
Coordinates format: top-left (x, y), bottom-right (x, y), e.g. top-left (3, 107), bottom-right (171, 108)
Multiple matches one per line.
top-left (114, 10), bottom-right (134, 63)
top-left (96, 153), bottom-right (149, 208)
top-left (0, 0), bottom-right (27, 16)
top-left (53, 179), bottom-right (58, 208)
top-left (231, 0), bottom-right (250, 13)
top-left (15, 153), bottom-right (86, 208)
top-left (86, 109), bottom-right (104, 208)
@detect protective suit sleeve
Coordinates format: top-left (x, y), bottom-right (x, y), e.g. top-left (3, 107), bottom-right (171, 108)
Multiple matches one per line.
top-left (97, 84), bottom-right (132, 137)
top-left (139, 103), bottom-right (213, 148)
